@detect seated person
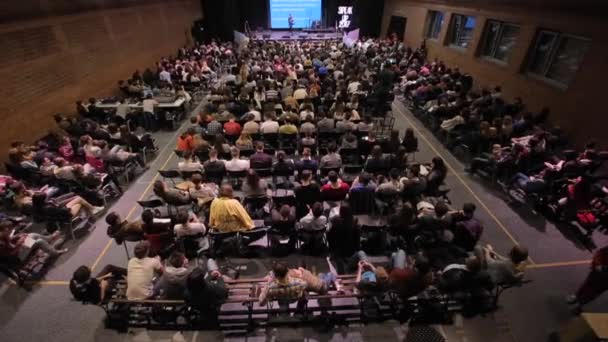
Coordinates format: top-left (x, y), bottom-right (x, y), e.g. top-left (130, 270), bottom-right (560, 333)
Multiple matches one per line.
top-left (425, 157), bottom-right (448, 195)
top-left (297, 202), bottom-right (328, 251)
top-left (186, 259), bottom-right (229, 319)
top-left (278, 118), bottom-right (298, 135)
top-left (288, 266), bottom-right (337, 295)
top-left (466, 144), bottom-right (505, 174)
top-left (317, 113), bottom-right (335, 132)
top-left (295, 148), bottom-right (318, 174)
top-left (327, 203), bottom-right (360, 260)
top-left (188, 173), bottom-right (218, 207)
top-left (156, 251), bottom-right (191, 299)
top-left (271, 204), bottom-right (296, 226)
top-left (209, 184), bottom-right (254, 232)
top-left (235, 133), bottom-right (253, 149)
top-left (173, 211), bottom-right (206, 238)
top-left (0, 221), bottom-right (67, 269)
top-left (269, 204), bottom-right (297, 248)
top-left (340, 130), bottom-right (358, 149)
top-left (272, 150), bottom-right (295, 175)
top-left (320, 143), bottom-right (342, 169)
top-left (478, 244), bottom-right (528, 285)
top-left (225, 147), bottom-right (250, 172)
top-left (376, 168), bottom-right (403, 194)
top-left (258, 261), bottom-right (307, 307)
top-left (438, 256), bottom-right (493, 294)
top-left (299, 115), bottom-right (316, 135)
top-left (98, 140), bottom-right (146, 168)
top-left (153, 180), bottom-right (191, 205)
top-left (105, 211), bottom-right (144, 244)
top-left (126, 241), bottom-right (164, 300)
top-left (364, 145), bottom-right (389, 175)
top-left (140, 210), bottom-right (172, 256)
top-left (242, 169), bottom-right (268, 198)
top-left (354, 253), bottom-right (389, 293)
top-left (250, 142), bottom-right (273, 169)
top-left (300, 131), bottom-right (316, 148)
top-left (357, 116), bottom-right (374, 132)
top-left (389, 250), bottom-right (434, 300)
top-left (294, 170), bottom-right (321, 216)
top-left (401, 164), bottom-right (427, 202)
top-left (176, 129), bottom-right (195, 152)
top-left (203, 149), bottom-right (226, 177)
top-left (321, 171), bottom-right (350, 202)
top-left (70, 264), bottom-right (126, 304)
top-left (350, 172), bottom-right (377, 193)
top-left (32, 192), bottom-right (104, 219)
top-left (450, 203), bottom-right (484, 251)
top-left (178, 150), bottom-right (203, 173)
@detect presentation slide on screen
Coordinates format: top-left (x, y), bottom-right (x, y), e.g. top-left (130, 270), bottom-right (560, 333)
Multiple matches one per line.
top-left (270, 0), bottom-right (322, 29)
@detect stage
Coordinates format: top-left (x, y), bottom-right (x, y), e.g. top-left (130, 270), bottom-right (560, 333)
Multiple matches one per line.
top-left (250, 30), bottom-right (341, 41)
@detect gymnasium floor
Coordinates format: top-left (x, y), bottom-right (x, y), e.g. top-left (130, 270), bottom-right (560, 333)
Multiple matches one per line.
top-left (0, 98), bottom-right (606, 342)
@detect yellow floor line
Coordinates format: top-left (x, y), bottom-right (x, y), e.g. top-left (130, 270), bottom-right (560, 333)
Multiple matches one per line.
top-left (23, 280), bottom-right (70, 286)
top-left (527, 260), bottom-right (591, 269)
top-left (394, 104), bottom-right (535, 264)
top-left (90, 152), bottom-right (175, 272)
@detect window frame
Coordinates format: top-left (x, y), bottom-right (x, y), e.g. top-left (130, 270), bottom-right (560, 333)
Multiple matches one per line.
top-left (525, 30), bottom-right (590, 88)
top-left (446, 13), bottom-right (476, 50)
top-left (479, 19), bottom-right (520, 65)
top-left (424, 10), bottom-right (444, 40)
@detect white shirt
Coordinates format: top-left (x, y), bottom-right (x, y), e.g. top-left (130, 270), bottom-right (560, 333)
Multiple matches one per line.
top-left (142, 99), bottom-right (158, 113)
top-left (126, 257), bottom-right (162, 300)
top-left (178, 160), bottom-right (204, 172)
top-left (248, 110), bottom-right (262, 121)
top-left (174, 222), bottom-right (206, 238)
top-left (225, 158), bottom-right (250, 172)
top-left (299, 110), bottom-right (314, 121)
top-left (347, 81), bottom-right (361, 94)
top-left (116, 103), bottom-right (130, 118)
top-left (293, 88), bottom-right (308, 101)
top-left (260, 120), bottom-right (279, 134)
top-left (159, 70), bottom-right (172, 83)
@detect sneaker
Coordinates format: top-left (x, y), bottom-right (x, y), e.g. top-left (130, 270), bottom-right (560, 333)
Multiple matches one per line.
top-left (91, 206), bottom-right (105, 216)
top-left (57, 248), bottom-right (69, 255)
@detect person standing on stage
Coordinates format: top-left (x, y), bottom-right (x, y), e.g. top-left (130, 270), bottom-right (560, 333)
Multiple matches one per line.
top-left (288, 14), bottom-right (295, 33)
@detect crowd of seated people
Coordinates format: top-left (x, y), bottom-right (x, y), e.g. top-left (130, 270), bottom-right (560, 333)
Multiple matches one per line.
top-left (63, 38), bottom-right (539, 325)
top-left (0, 41), bottom-right (223, 281)
top-left (399, 42), bottom-right (608, 237)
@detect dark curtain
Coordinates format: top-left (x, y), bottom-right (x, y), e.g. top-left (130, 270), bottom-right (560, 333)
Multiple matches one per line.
top-left (237, 0), bottom-right (269, 31)
top-left (201, 0), bottom-right (268, 41)
top-left (352, 0), bottom-right (384, 37)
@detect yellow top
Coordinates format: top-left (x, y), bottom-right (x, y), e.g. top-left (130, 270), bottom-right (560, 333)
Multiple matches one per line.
top-left (209, 197), bottom-right (254, 232)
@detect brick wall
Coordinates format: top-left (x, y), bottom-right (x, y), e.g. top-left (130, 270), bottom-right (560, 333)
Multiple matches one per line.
top-left (381, 0), bottom-right (608, 147)
top-left (0, 0), bottom-right (201, 156)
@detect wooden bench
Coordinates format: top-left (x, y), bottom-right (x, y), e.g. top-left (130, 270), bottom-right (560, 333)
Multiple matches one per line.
top-left (102, 275), bottom-right (530, 332)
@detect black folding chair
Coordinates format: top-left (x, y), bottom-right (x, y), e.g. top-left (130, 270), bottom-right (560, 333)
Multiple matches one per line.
top-left (227, 169), bottom-right (248, 189)
top-left (348, 190), bottom-right (376, 215)
top-left (320, 166), bottom-right (341, 177)
top-left (158, 170), bottom-right (182, 185)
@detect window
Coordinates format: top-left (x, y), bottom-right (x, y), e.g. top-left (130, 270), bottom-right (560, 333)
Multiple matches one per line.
top-left (526, 30), bottom-right (590, 86)
top-left (424, 10), bottom-right (444, 39)
top-left (447, 14), bottom-right (476, 49)
top-left (480, 20), bottom-right (520, 63)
